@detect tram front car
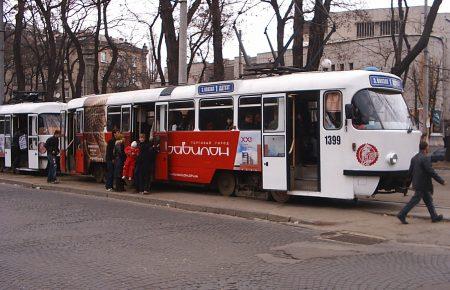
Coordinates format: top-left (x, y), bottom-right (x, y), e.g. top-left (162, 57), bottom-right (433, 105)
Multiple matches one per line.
top-left (343, 73), bottom-right (421, 197)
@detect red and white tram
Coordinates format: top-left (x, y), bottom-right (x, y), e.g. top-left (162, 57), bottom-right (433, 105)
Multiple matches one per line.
top-left (63, 70), bottom-right (421, 201)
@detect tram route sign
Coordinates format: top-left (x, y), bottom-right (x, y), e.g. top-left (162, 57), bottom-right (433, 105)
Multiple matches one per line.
top-left (198, 83), bottom-right (234, 95)
top-left (369, 75), bottom-right (403, 91)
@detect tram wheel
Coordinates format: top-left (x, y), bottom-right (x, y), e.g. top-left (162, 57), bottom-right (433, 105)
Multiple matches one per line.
top-left (217, 172), bottom-right (236, 197)
top-left (93, 165), bottom-right (105, 183)
top-left (270, 191), bottom-right (291, 203)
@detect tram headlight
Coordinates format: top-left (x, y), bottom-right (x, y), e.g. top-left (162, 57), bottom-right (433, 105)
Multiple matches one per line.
top-left (386, 153), bottom-right (398, 165)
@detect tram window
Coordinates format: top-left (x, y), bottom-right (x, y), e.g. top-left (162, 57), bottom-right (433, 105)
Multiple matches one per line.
top-left (263, 97), bottom-right (285, 132)
top-left (75, 111), bottom-right (83, 133)
top-left (28, 116), bottom-right (38, 136)
top-left (238, 96), bottom-right (261, 130)
top-left (264, 135), bottom-right (285, 157)
top-left (5, 117), bottom-right (11, 135)
top-left (121, 107), bottom-right (131, 132)
top-left (324, 91), bottom-right (342, 130)
top-left (199, 98), bottom-right (233, 131)
top-left (0, 117), bottom-right (4, 134)
top-left (169, 101), bottom-right (195, 131)
top-left (38, 114), bottom-right (60, 135)
top-left (107, 106), bottom-right (121, 131)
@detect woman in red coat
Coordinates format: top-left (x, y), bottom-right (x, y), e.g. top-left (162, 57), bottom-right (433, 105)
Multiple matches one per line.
top-left (122, 141), bottom-right (140, 181)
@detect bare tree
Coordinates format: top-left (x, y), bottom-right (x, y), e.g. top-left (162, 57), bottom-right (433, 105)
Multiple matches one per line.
top-left (13, 0), bottom-right (26, 91)
top-left (206, 0), bottom-right (224, 81)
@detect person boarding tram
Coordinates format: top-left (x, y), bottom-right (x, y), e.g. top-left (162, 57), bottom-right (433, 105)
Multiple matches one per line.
top-left (105, 129), bottom-right (118, 191)
top-left (44, 130), bottom-right (60, 183)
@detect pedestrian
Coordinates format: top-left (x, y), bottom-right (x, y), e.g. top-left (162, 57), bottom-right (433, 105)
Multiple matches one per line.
top-left (397, 141), bottom-right (447, 224)
top-left (105, 129), bottom-right (118, 191)
top-left (44, 130), bottom-right (60, 183)
top-left (113, 133), bottom-right (126, 192)
top-left (134, 134), bottom-right (157, 194)
top-left (122, 141), bottom-right (140, 181)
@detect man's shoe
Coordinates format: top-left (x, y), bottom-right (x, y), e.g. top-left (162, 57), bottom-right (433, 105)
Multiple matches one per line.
top-left (432, 215), bottom-right (443, 223)
top-left (397, 214), bottom-right (408, 224)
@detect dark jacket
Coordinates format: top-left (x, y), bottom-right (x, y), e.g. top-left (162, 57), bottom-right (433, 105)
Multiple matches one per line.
top-left (105, 137), bottom-right (116, 162)
top-left (408, 152), bottom-right (445, 193)
top-left (113, 141), bottom-right (126, 178)
top-left (136, 141), bottom-right (157, 171)
top-left (45, 136), bottom-right (59, 155)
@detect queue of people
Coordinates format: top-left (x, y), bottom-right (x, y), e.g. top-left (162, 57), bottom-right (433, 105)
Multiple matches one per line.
top-left (105, 130), bottom-right (158, 194)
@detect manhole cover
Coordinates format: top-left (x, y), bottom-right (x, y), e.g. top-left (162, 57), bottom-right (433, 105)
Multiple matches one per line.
top-left (320, 231), bottom-right (385, 245)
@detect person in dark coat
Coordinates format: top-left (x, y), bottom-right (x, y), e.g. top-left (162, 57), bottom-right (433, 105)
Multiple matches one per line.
top-left (11, 130), bottom-right (22, 172)
top-left (134, 133), bottom-right (157, 194)
top-left (105, 129), bottom-right (118, 191)
top-left (45, 130), bottom-right (60, 183)
top-left (397, 141), bottom-right (446, 224)
top-left (113, 133), bottom-right (126, 192)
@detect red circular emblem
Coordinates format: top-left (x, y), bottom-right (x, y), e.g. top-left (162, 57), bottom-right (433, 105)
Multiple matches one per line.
top-left (356, 143), bottom-right (379, 166)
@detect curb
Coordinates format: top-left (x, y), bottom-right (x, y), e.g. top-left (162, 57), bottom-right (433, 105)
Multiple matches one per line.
top-left (0, 177), bottom-right (443, 225)
top-left (0, 177), bottom-right (330, 226)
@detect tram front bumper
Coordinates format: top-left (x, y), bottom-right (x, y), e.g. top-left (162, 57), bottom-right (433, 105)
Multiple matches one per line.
top-left (344, 170), bottom-right (409, 195)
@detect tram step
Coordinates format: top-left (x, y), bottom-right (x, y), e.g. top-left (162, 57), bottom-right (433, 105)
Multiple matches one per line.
top-left (294, 179), bottom-right (319, 191)
top-left (294, 165), bottom-right (319, 180)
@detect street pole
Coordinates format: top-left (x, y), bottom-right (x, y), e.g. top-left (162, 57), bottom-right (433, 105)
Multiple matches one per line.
top-left (423, 0), bottom-right (430, 137)
top-left (0, 0), bottom-right (5, 105)
top-left (178, 0), bottom-right (188, 85)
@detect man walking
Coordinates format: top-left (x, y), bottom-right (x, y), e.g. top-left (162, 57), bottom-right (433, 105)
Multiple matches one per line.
top-left (397, 141), bottom-right (446, 224)
top-left (45, 130), bottom-right (60, 184)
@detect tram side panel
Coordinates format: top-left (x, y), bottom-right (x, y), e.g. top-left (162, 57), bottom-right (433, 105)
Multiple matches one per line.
top-left (154, 130), bottom-right (262, 185)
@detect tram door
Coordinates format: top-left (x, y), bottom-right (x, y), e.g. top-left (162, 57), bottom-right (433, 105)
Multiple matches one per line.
top-left (74, 109), bottom-right (85, 174)
top-left (4, 115), bottom-right (12, 167)
top-left (59, 110), bottom-right (67, 173)
top-left (261, 94), bottom-right (287, 191)
top-left (154, 102), bottom-right (169, 181)
top-left (27, 114), bottom-right (39, 169)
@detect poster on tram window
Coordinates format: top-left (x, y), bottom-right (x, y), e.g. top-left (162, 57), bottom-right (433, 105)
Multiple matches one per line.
top-left (0, 134), bottom-right (4, 155)
top-left (84, 95), bottom-right (108, 163)
top-left (234, 131), bottom-right (262, 171)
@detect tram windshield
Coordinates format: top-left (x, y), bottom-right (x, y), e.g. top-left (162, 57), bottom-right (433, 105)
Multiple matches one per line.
top-left (352, 89), bottom-right (413, 130)
top-left (38, 113), bottom-right (60, 135)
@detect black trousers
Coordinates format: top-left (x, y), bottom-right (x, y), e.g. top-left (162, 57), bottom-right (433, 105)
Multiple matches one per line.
top-left (105, 161), bottom-right (114, 189)
top-left (398, 190), bottom-right (438, 219)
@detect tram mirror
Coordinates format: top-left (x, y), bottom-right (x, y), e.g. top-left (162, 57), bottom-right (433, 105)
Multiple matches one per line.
top-left (345, 104), bottom-right (354, 119)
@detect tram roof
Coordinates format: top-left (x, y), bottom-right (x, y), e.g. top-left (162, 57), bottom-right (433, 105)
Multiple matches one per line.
top-left (0, 102), bottom-right (66, 115)
top-left (67, 70), bottom-right (402, 108)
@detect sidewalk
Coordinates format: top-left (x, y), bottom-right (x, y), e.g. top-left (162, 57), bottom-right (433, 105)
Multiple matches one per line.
top-left (1, 171), bottom-right (449, 226)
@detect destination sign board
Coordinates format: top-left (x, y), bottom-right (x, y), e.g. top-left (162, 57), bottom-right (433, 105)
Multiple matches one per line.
top-left (198, 83), bottom-right (234, 95)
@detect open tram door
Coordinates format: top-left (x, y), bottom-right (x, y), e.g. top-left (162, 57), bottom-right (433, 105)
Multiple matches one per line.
top-left (27, 114), bottom-right (39, 169)
top-left (59, 110), bottom-right (67, 173)
top-left (4, 115), bottom-right (12, 168)
top-left (154, 102), bottom-right (169, 181)
top-left (74, 108), bottom-right (85, 174)
top-left (261, 94), bottom-right (288, 191)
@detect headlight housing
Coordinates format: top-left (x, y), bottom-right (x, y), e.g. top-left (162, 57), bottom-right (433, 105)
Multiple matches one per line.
top-left (386, 153), bottom-right (398, 165)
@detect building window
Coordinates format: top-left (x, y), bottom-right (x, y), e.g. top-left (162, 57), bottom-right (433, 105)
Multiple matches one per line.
top-left (349, 63), bottom-right (354, 70)
top-left (331, 64), bottom-right (336, 71)
top-left (100, 52), bottom-right (107, 63)
top-left (132, 56), bottom-right (137, 68)
top-left (238, 96), bottom-right (261, 130)
top-left (340, 64), bottom-right (345, 71)
top-left (356, 22), bottom-right (375, 38)
top-left (324, 91), bottom-right (342, 130)
top-left (169, 101), bottom-right (195, 131)
top-left (379, 20), bottom-right (400, 36)
top-left (199, 98), bottom-right (233, 131)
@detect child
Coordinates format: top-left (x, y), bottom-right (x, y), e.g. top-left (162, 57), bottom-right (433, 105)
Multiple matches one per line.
top-left (122, 141), bottom-right (140, 181)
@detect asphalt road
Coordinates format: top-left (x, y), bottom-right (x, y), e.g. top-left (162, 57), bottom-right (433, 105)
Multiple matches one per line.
top-left (1, 184), bottom-right (450, 289)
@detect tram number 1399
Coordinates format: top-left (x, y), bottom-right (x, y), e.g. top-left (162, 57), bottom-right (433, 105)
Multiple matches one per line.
top-left (325, 135), bottom-right (341, 145)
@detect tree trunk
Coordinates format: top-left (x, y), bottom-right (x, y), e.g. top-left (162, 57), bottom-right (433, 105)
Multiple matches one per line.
top-left (61, 2), bottom-right (85, 99)
top-left (13, 0), bottom-right (26, 91)
top-left (276, 21), bottom-right (285, 66)
top-left (390, 0), bottom-right (442, 76)
top-left (306, 0), bottom-right (332, 71)
top-left (209, 0), bottom-right (224, 81)
top-left (160, 0), bottom-right (179, 85)
top-left (292, 0), bottom-right (304, 68)
top-left (93, 0), bottom-right (102, 94)
top-left (101, 1), bottom-right (119, 94)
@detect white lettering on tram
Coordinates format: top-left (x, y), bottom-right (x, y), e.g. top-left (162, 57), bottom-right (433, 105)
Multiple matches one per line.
top-left (168, 142), bottom-right (230, 157)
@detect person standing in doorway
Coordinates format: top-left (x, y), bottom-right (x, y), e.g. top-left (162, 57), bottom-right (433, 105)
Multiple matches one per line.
top-left (105, 129), bottom-right (118, 191)
top-left (397, 141), bottom-right (446, 224)
top-left (135, 134), bottom-right (157, 194)
top-left (113, 133), bottom-right (126, 192)
top-left (45, 130), bottom-right (60, 183)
